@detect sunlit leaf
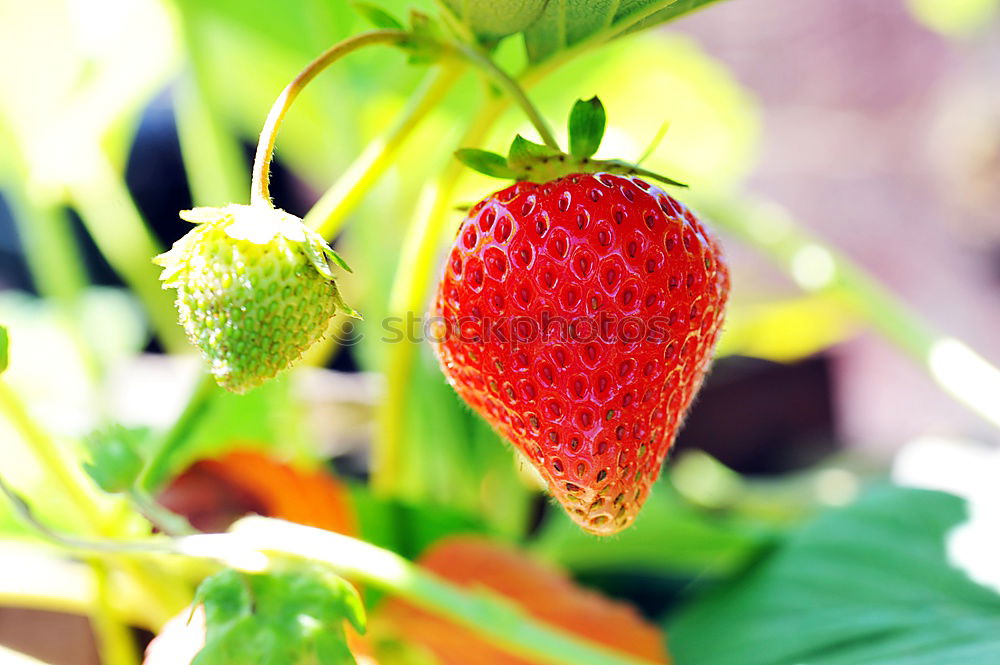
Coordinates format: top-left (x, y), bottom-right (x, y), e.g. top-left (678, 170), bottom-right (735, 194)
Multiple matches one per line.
top-left (669, 486), bottom-right (1000, 665)
top-left (353, 2), bottom-right (404, 30)
top-left (0, 0), bottom-right (177, 176)
top-left (523, 0), bottom-right (725, 64)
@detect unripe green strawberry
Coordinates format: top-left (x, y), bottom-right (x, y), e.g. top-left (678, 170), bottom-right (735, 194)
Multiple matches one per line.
top-left (155, 204), bottom-right (357, 393)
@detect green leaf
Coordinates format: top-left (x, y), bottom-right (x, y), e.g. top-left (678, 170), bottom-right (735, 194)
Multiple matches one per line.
top-left (440, 0), bottom-right (548, 39)
top-left (83, 425), bottom-right (149, 494)
top-left (523, 0), bottom-right (725, 64)
top-left (194, 566), bottom-right (365, 665)
top-left (0, 325), bottom-right (7, 374)
top-left (507, 134), bottom-right (560, 167)
top-left (352, 2), bottom-right (403, 30)
top-left (568, 97), bottom-right (607, 159)
top-left (669, 486), bottom-right (1000, 665)
top-left (454, 149), bottom-right (518, 179)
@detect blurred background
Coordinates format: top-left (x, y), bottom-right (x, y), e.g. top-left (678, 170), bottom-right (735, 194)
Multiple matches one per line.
top-left (1, 0), bottom-right (999, 664)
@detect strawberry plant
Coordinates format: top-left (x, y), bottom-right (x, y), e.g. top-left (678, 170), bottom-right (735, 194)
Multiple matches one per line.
top-left (1, 2), bottom-right (1000, 665)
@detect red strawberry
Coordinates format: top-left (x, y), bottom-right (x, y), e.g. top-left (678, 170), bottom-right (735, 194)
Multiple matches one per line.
top-left (430, 172), bottom-right (729, 535)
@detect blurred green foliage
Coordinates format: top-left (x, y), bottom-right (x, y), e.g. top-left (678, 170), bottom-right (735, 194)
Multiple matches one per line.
top-left (669, 486), bottom-right (1000, 664)
top-left (908, 0), bottom-right (1000, 36)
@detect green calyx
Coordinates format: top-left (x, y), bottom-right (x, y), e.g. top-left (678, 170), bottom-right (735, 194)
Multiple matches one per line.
top-left (155, 204), bottom-right (358, 393)
top-left (455, 97), bottom-right (687, 187)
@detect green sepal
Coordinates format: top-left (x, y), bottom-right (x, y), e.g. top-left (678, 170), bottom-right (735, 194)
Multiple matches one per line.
top-left (332, 283), bottom-right (362, 320)
top-left (323, 246), bottom-right (353, 274)
top-left (352, 2), bottom-right (403, 29)
top-left (568, 97), bottom-right (606, 159)
top-left (603, 159), bottom-right (688, 188)
top-left (454, 100), bottom-right (686, 187)
top-left (193, 565), bottom-right (366, 665)
top-left (83, 425), bottom-right (149, 494)
top-left (403, 11), bottom-right (445, 64)
top-left (0, 325), bottom-right (8, 374)
top-left (455, 148), bottom-right (518, 179)
top-left (507, 134), bottom-right (560, 168)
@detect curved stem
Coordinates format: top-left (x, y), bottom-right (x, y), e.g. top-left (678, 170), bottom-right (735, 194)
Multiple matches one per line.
top-left (251, 30), bottom-right (559, 209)
top-left (452, 42), bottom-right (560, 150)
top-left (250, 29), bottom-right (410, 207)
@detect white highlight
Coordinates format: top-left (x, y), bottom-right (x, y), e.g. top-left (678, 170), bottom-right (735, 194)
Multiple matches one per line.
top-left (815, 468), bottom-right (859, 506)
top-left (894, 436), bottom-right (1000, 595)
top-left (176, 534), bottom-right (271, 573)
top-left (790, 244), bottom-right (836, 290)
top-left (928, 338), bottom-right (1000, 429)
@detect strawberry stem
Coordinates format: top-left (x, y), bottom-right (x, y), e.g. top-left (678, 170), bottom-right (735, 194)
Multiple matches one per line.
top-left (453, 41), bottom-right (561, 150)
top-left (374, 95), bottom-right (502, 497)
top-left (90, 561), bottom-right (141, 665)
top-left (250, 29), bottom-right (411, 208)
top-left (251, 30), bottom-right (561, 210)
